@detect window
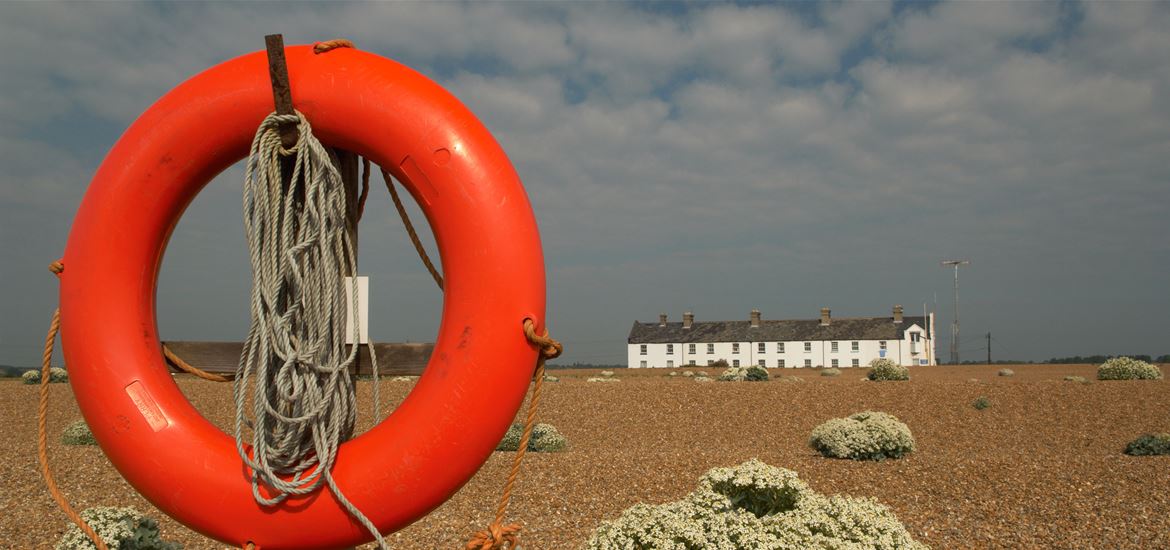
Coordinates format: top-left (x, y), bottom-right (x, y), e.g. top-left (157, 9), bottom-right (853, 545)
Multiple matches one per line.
top-left (640, 360), bottom-right (647, 368)
top-left (831, 359), bottom-right (839, 368)
top-left (707, 343), bottom-right (715, 354)
top-left (852, 359), bottom-right (859, 367)
top-left (831, 341), bottom-right (839, 353)
top-left (733, 359), bottom-right (741, 367)
top-left (911, 333), bottom-right (921, 342)
top-left (851, 341), bottom-right (859, 352)
top-left (804, 342), bottom-right (812, 353)
top-left (777, 342), bottom-right (785, 353)
top-left (879, 340), bottom-right (887, 351)
top-left (758, 359), bottom-right (766, 367)
top-left (667, 360), bottom-right (674, 368)
top-left (758, 342), bottom-right (766, 354)
top-left (640, 344), bottom-right (647, 356)
top-left (707, 360), bottom-right (713, 366)
top-left (732, 343), bottom-right (740, 354)
top-left (804, 359), bottom-right (812, 368)
top-left (666, 344), bottom-right (674, 355)
top-left (778, 359), bottom-right (786, 368)
top-left (688, 343), bottom-right (696, 354)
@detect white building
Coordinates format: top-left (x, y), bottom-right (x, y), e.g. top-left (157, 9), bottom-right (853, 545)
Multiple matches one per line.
top-left (627, 306), bottom-right (935, 369)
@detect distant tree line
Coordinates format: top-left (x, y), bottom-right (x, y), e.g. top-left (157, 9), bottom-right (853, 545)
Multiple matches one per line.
top-left (545, 362), bottom-right (626, 370)
top-left (1044, 354), bottom-right (1169, 364)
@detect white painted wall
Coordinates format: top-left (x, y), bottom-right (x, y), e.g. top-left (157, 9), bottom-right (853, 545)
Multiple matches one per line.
top-left (627, 318), bottom-right (938, 368)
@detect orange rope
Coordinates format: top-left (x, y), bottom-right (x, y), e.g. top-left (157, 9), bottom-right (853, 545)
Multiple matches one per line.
top-left (379, 168), bottom-right (444, 290)
top-left (39, 261), bottom-right (108, 549)
top-left (463, 319), bottom-right (562, 550)
top-left (162, 344), bottom-right (231, 382)
top-left (313, 39), bottom-right (354, 54)
top-left (38, 308), bottom-right (109, 549)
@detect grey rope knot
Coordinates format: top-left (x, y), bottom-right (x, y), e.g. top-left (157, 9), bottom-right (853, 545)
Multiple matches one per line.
top-left (236, 110), bottom-right (386, 548)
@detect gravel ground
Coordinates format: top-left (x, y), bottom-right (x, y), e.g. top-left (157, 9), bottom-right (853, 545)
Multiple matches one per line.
top-left (2, 363), bottom-right (1168, 549)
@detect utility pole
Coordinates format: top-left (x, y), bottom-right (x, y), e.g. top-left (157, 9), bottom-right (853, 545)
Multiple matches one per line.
top-left (941, 260), bottom-right (970, 365)
top-left (986, 332), bottom-right (991, 364)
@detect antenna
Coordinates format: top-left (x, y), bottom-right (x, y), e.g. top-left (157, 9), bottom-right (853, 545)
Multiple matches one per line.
top-left (940, 260), bottom-right (970, 364)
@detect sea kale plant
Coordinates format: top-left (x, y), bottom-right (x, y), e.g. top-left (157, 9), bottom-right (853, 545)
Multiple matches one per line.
top-left (583, 459), bottom-right (927, 550)
top-left (809, 411), bottom-right (916, 461)
top-left (1124, 433), bottom-right (1170, 456)
top-left (62, 420), bottom-right (98, 446)
top-left (496, 422), bottom-right (568, 452)
top-left (55, 507), bottom-right (181, 550)
top-left (866, 358), bottom-right (909, 381)
top-left (22, 367), bottom-right (69, 385)
top-left (998, 369), bottom-right (1014, 377)
top-left (718, 365), bottom-right (769, 382)
top-left (1097, 357), bottom-right (1163, 380)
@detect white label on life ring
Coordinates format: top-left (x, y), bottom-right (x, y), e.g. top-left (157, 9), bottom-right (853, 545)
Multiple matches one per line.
top-left (125, 380), bottom-right (170, 432)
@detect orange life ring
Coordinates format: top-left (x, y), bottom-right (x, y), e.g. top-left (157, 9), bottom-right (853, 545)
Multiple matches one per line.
top-left (59, 45), bottom-right (545, 549)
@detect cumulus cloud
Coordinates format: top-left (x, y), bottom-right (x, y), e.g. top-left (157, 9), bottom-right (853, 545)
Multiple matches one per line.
top-left (1, 1), bottom-right (1168, 366)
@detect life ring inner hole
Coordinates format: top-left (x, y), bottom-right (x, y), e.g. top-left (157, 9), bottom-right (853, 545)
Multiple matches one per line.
top-left (156, 154), bottom-right (444, 437)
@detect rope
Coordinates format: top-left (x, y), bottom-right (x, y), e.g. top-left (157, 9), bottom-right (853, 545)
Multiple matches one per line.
top-left (236, 111), bottom-right (385, 548)
top-left (163, 344), bottom-right (231, 382)
top-left (313, 39), bottom-right (354, 54)
top-left (375, 158), bottom-right (563, 549)
top-left (379, 168), bottom-right (444, 290)
top-left (37, 305), bottom-right (109, 550)
top-left (464, 319), bottom-right (562, 550)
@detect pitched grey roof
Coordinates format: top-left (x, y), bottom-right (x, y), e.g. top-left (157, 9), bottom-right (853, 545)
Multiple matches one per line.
top-left (627, 316), bottom-right (930, 344)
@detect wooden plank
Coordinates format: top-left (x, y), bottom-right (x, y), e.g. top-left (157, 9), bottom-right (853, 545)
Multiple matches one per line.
top-left (162, 341), bottom-right (433, 377)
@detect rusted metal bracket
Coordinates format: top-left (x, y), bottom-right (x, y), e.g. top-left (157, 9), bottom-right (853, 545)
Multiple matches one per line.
top-left (264, 34), bottom-right (299, 148)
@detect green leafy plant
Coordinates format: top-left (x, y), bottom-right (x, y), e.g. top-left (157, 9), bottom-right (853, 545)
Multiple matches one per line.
top-left (809, 411), bottom-right (916, 461)
top-left (997, 369), bottom-right (1014, 377)
top-left (56, 507), bottom-right (181, 550)
top-left (866, 359), bottom-right (909, 381)
top-left (973, 397), bottom-right (991, 410)
top-left (496, 422), bottom-right (568, 452)
top-left (1097, 357), bottom-right (1163, 380)
top-left (1063, 375), bottom-right (1088, 383)
top-left (583, 459), bottom-right (927, 550)
top-left (1124, 433), bottom-right (1170, 456)
top-left (820, 368), bottom-right (841, 377)
top-left (62, 420), bottom-right (97, 446)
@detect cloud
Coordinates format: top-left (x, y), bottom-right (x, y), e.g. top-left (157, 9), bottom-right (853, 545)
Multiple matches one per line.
top-left (2, 1), bottom-right (1169, 366)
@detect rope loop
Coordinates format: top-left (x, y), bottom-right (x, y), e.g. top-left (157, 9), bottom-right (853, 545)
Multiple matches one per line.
top-left (464, 522), bottom-right (521, 550)
top-left (523, 319), bottom-right (562, 361)
top-left (313, 39), bottom-right (355, 54)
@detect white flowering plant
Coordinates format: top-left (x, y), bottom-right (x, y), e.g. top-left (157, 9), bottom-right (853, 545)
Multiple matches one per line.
top-left (23, 367), bottom-right (69, 385)
top-left (866, 359), bottom-right (909, 381)
top-left (496, 422), bottom-right (568, 452)
top-left (809, 411), bottom-right (916, 461)
top-left (717, 365), bottom-right (769, 382)
top-left (55, 506), bottom-right (181, 550)
top-left (1097, 357), bottom-right (1163, 380)
top-left (584, 459), bottom-right (927, 549)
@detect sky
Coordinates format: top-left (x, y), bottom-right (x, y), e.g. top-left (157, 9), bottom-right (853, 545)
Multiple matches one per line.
top-left (1, 1), bottom-right (1168, 367)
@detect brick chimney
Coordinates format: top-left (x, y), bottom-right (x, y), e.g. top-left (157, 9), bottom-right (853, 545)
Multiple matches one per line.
top-left (659, 313), bottom-right (668, 327)
top-left (820, 307), bottom-right (831, 326)
top-left (750, 309), bottom-right (761, 328)
top-left (893, 305), bottom-right (903, 324)
top-left (683, 311), bottom-right (694, 329)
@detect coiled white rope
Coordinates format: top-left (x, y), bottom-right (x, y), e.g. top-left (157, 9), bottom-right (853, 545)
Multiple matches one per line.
top-left (235, 111), bottom-right (386, 548)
